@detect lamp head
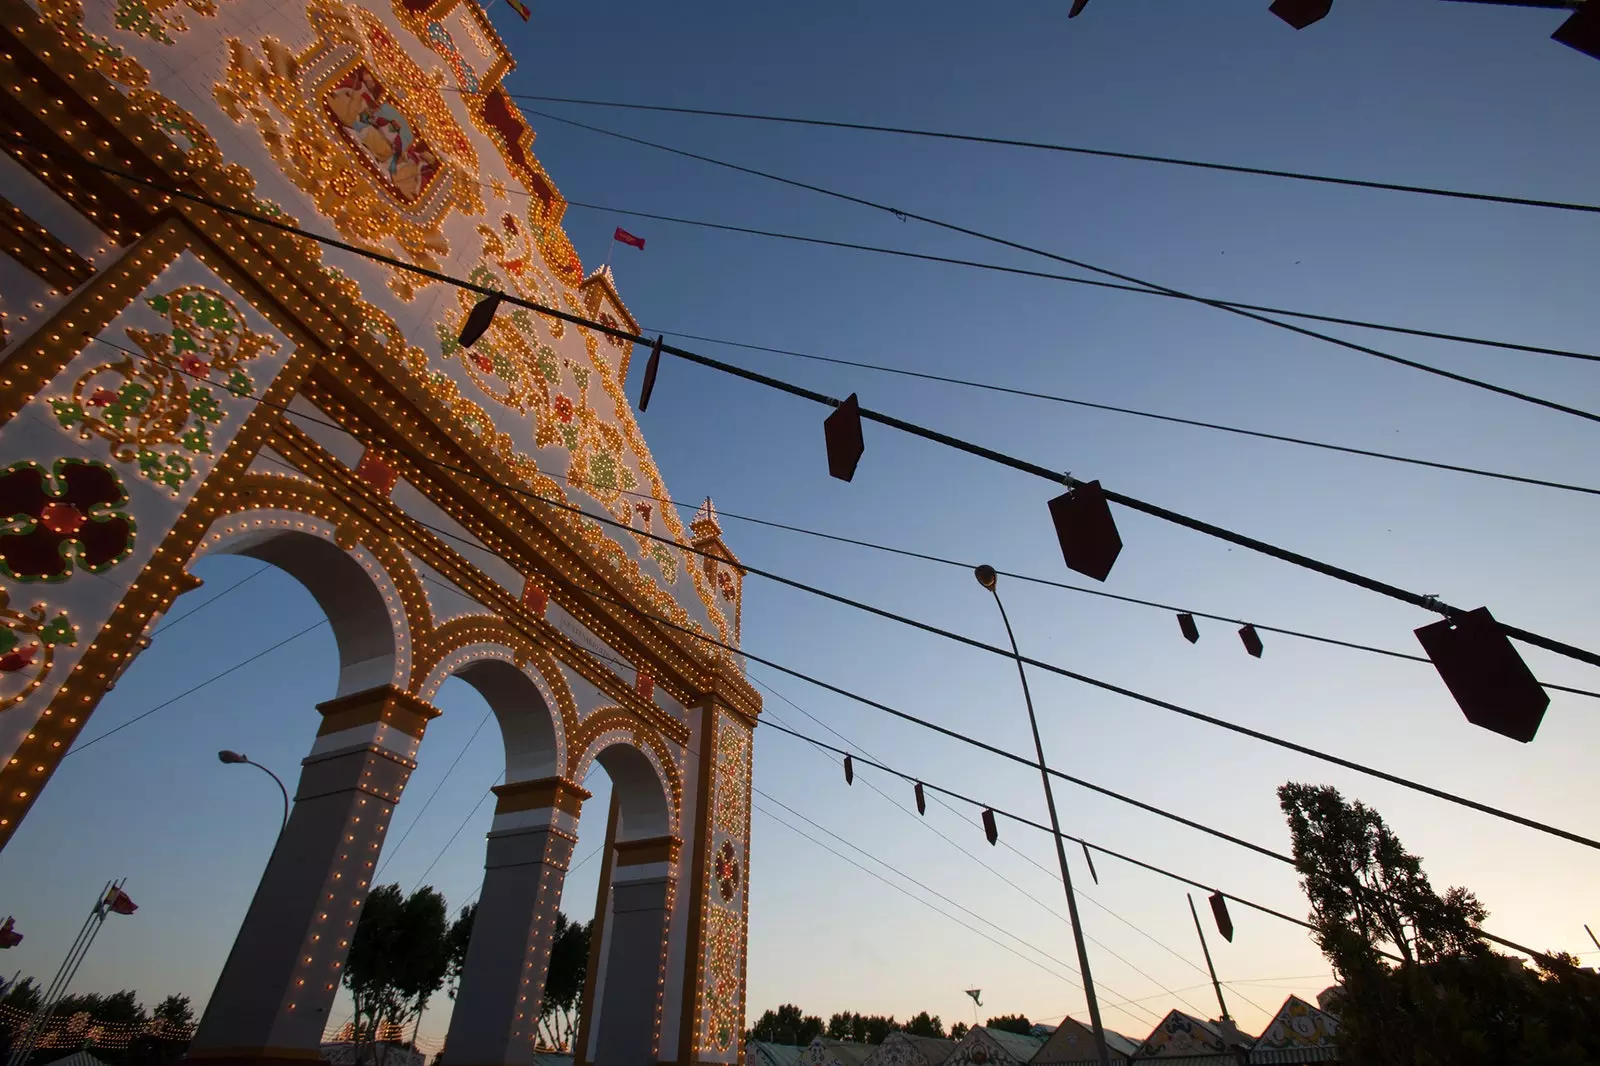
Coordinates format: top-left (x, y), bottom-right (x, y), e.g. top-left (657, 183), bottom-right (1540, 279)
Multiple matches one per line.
top-left (974, 565), bottom-right (998, 591)
top-left (218, 750), bottom-right (248, 765)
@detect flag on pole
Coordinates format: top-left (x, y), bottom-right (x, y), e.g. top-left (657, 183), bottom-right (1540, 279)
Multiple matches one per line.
top-left (0, 917), bottom-right (21, 948)
top-left (613, 227), bottom-right (646, 251)
top-left (103, 887), bottom-right (137, 916)
top-left (964, 989), bottom-right (982, 1007)
top-left (504, 0), bottom-right (532, 20)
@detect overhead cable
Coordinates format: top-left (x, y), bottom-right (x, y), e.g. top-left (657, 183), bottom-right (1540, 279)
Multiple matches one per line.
top-left (86, 330), bottom-right (1600, 854)
top-left (67, 149), bottom-right (1600, 673)
top-left (644, 328), bottom-right (1600, 497)
top-left (499, 92), bottom-right (1600, 218)
top-left (520, 108), bottom-right (1600, 426)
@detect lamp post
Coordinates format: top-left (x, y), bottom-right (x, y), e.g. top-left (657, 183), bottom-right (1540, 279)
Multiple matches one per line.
top-left (218, 750), bottom-right (288, 836)
top-left (974, 565), bottom-right (1111, 1066)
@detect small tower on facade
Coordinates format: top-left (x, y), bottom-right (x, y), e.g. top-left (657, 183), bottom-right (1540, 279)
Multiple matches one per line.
top-left (690, 497), bottom-right (746, 647)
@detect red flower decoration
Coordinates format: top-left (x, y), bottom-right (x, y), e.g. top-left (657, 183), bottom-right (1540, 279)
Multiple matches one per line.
top-left (86, 387), bottom-right (117, 408)
top-left (0, 644), bottom-right (38, 673)
top-left (553, 395), bottom-right (574, 424)
top-left (180, 354), bottom-right (211, 379)
top-left (714, 840), bottom-right (740, 902)
top-left (0, 459), bottom-right (135, 582)
top-left (472, 353), bottom-right (494, 374)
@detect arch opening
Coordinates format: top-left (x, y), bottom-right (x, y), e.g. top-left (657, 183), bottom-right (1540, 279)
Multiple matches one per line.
top-left (205, 526), bottom-right (399, 696)
top-left (452, 656), bottom-right (562, 782)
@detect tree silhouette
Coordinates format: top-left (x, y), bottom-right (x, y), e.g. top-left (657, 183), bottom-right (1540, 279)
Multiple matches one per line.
top-left (344, 884), bottom-right (453, 1064)
top-left (985, 1014), bottom-right (1031, 1035)
top-left (1280, 781), bottom-right (1600, 1065)
top-left (904, 1012), bottom-right (945, 1038)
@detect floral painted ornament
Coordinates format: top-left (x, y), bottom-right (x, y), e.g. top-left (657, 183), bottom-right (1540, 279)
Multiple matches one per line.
top-left (714, 839), bottom-right (740, 902)
top-left (0, 459), bottom-right (136, 582)
top-left (0, 588), bottom-right (75, 711)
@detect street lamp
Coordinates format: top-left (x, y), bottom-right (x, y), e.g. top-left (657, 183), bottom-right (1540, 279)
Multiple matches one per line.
top-left (974, 565), bottom-right (1112, 1066)
top-left (218, 750), bottom-right (289, 836)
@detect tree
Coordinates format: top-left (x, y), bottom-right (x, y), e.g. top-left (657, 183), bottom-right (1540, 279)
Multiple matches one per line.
top-left (824, 1012), bottom-right (897, 1043)
top-left (986, 1014), bottom-right (1031, 1035)
top-left (536, 913), bottom-right (591, 1051)
top-left (950, 1021), bottom-right (969, 1040)
top-left (0, 977), bottom-right (40, 1014)
top-left (904, 1012), bottom-right (944, 1038)
top-left (344, 884), bottom-right (453, 1065)
top-left (1279, 781), bottom-right (1600, 1065)
top-left (444, 902), bottom-right (476, 1002)
top-left (746, 1004), bottom-right (823, 1045)
top-left (150, 992), bottom-right (192, 1024)
top-left (1279, 783), bottom-right (1484, 975)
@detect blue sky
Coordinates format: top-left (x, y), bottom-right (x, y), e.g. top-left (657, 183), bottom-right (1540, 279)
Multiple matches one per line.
top-left (3, 0), bottom-right (1599, 1048)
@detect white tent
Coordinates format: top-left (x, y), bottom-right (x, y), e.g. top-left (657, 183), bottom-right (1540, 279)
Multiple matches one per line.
top-left (861, 1031), bottom-right (957, 1066)
top-left (943, 1026), bottom-right (1044, 1065)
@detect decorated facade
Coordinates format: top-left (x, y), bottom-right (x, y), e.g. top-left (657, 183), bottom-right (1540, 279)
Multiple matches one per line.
top-left (942, 1027), bottom-right (1045, 1066)
top-left (1129, 1011), bottom-right (1235, 1063)
top-left (1030, 1017), bottom-right (1138, 1064)
top-left (1247, 997), bottom-right (1339, 1064)
top-left (0, 0), bottom-right (758, 1063)
top-left (859, 1032), bottom-right (956, 1066)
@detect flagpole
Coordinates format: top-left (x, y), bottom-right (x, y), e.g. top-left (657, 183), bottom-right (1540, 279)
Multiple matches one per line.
top-left (5, 882), bottom-right (112, 1066)
top-left (604, 237), bottom-right (616, 272)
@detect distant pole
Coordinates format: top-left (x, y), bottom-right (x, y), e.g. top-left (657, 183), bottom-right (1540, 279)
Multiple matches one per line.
top-left (1187, 894), bottom-right (1231, 1024)
top-left (975, 566), bottom-right (1112, 1066)
top-left (5, 881), bottom-right (117, 1066)
top-left (1586, 924), bottom-right (1600, 953)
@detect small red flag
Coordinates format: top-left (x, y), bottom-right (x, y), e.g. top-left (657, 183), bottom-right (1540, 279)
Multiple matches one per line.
top-left (104, 887), bottom-right (137, 915)
top-left (504, 0), bottom-right (531, 20)
top-left (0, 917), bottom-right (22, 948)
top-left (613, 227), bottom-right (645, 251)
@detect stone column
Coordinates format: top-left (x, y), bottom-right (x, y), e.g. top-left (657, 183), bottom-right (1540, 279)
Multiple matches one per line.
top-left (189, 685), bottom-right (437, 1066)
top-left (444, 776), bottom-right (589, 1066)
top-left (590, 835), bottom-right (681, 1066)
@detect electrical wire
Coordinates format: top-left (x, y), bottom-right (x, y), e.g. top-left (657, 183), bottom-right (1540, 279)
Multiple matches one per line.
top-left (150, 564), bottom-right (273, 635)
top-left (540, 466), bottom-right (1600, 700)
top-left (755, 675), bottom-right (1271, 1017)
top-left (551, 197), bottom-right (1600, 365)
top-left (754, 788), bottom-right (1165, 1024)
top-left (759, 697), bottom-right (1229, 1020)
top-left (65, 619), bottom-right (328, 756)
top-left (412, 770), bottom-right (501, 891)
top-left (59, 149), bottom-right (1600, 673)
top-left (86, 333), bottom-right (1600, 854)
top-left (376, 708), bottom-right (493, 880)
top-left (498, 93), bottom-right (1600, 218)
top-left (519, 108), bottom-right (1600, 426)
top-left (643, 328), bottom-right (1600, 497)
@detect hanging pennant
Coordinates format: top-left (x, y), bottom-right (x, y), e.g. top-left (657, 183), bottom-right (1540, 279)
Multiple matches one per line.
top-left (1209, 892), bottom-right (1234, 943)
top-left (1177, 612), bottom-right (1200, 644)
top-left (982, 808), bottom-right (998, 845)
top-left (843, 755), bottom-right (854, 786)
top-left (1269, 0), bottom-right (1332, 30)
top-left (1081, 841), bottom-right (1099, 885)
top-left (915, 781), bottom-right (926, 816)
top-left (1554, 5), bottom-right (1600, 60)
top-left (1415, 607), bottom-right (1548, 743)
top-left (638, 335), bottom-right (664, 412)
top-left (1238, 624), bottom-right (1264, 658)
top-left (823, 394), bottom-right (866, 482)
top-left (1047, 480), bottom-right (1122, 582)
top-left (458, 292), bottom-right (502, 348)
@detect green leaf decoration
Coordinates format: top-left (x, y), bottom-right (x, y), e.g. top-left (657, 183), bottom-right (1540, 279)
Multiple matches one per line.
top-left (137, 450), bottom-right (164, 479)
top-left (40, 614), bottom-right (75, 647)
top-left (50, 399), bottom-right (85, 428)
top-left (189, 387), bottom-right (224, 423)
top-left (0, 627), bottom-right (17, 655)
top-left (538, 346), bottom-right (560, 384)
top-left (180, 425), bottom-right (212, 455)
top-left (147, 295), bottom-right (171, 317)
top-left (224, 370), bottom-right (253, 399)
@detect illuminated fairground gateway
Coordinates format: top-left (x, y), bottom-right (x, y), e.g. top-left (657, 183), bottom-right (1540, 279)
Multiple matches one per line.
top-left (0, 0), bottom-right (759, 1063)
